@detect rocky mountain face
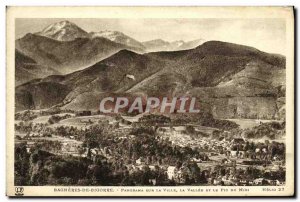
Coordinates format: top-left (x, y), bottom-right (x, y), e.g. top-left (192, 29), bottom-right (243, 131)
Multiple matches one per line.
top-left (15, 41), bottom-right (286, 120)
top-left (35, 20), bottom-right (89, 41)
top-left (130, 41), bottom-right (285, 120)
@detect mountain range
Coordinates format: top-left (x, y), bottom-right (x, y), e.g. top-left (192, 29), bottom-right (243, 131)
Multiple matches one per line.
top-left (15, 20), bottom-right (206, 85)
top-left (33, 20), bottom-right (205, 52)
top-left (15, 34), bottom-right (286, 120)
top-left (16, 33), bottom-right (132, 75)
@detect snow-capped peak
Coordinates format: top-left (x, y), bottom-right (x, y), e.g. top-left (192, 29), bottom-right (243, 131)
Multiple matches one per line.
top-left (171, 40), bottom-right (185, 47)
top-left (90, 30), bottom-right (123, 42)
top-left (90, 30), bottom-right (145, 50)
top-left (36, 20), bottom-right (88, 41)
top-left (42, 20), bottom-right (72, 32)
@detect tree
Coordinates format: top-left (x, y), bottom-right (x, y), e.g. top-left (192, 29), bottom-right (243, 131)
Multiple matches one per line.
top-left (186, 125), bottom-right (195, 134)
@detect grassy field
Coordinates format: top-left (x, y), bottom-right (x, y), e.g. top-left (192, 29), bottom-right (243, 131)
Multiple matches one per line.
top-left (225, 119), bottom-right (280, 129)
top-left (31, 113), bottom-right (75, 124)
top-left (49, 114), bottom-right (112, 128)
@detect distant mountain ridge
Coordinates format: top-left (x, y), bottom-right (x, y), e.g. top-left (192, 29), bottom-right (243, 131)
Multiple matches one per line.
top-left (142, 38), bottom-right (205, 52)
top-left (34, 20), bottom-right (147, 51)
top-left (15, 20), bottom-right (206, 84)
top-left (90, 30), bottom-right (146, 51)
top-left (33, 20), bottom-right (205, 52)
top-left (16, 33), bottom-right (135, 75)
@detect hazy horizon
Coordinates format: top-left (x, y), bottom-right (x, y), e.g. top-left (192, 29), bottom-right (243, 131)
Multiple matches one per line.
top-left (15, 18), bottom-right (286, 55)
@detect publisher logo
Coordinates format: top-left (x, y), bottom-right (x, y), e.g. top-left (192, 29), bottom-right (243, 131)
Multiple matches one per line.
top-left (15, 187), bottom-right (24, 196)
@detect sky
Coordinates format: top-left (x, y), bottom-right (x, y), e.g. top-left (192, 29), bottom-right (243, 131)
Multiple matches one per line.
top-left (16, 18), bottom-right (286, 55)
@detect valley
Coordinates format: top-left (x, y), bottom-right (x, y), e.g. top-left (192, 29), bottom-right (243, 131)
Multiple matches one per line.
top-left (15, 110), bottom-right (286, 186)
top-left (14, 19), bottom-right (286, 187)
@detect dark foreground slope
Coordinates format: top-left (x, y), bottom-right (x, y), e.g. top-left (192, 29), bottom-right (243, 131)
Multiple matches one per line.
top-left (15, 41), bottom-right (286, 120)
top-left (16, 50), bottom-right (165, 111)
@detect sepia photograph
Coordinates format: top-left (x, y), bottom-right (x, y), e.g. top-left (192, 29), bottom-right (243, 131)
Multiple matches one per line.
top-left (6, 6), bottom-right (295, 197)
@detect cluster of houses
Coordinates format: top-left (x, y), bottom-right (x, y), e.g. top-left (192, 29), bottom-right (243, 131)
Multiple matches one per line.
top-left (159, 126), bottom-right (285, 162)
top-left (15, 112), bottom-right (286, 186)
top-left (78, 141), bottom-right (285, 186)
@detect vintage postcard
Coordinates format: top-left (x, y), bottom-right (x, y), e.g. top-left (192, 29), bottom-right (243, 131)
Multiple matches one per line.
top-left (6, 6), bottom-right (294, 197)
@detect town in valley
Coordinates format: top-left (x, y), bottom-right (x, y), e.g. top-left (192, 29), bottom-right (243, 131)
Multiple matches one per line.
top-left (14, 19), bottom-right (286, 187)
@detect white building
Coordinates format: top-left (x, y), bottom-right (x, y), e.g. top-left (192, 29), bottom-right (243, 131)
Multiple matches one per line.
top-left (167, 166), bottom-right (176, 180)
